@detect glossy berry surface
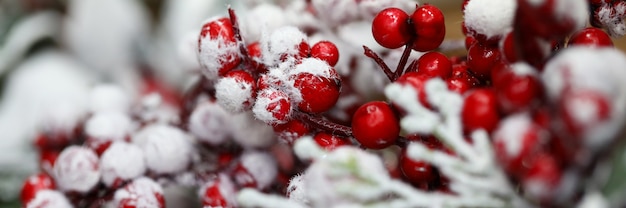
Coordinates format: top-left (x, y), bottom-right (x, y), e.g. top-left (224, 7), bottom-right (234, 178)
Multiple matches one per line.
top-left (569, 27), bottom-right (613, 47)
top-left (351, 101), bottom-right (400, 149)
top-left (293, 73), bottom-right (341, 113)
top-left (313, 132), bottom-right (349, 151)
top-left (467, 43), bottom-right (501, 78)
top-left (311, 40), bottom-right (340, 66)
top-left (413, 51), bottom-right (452, 79)
top-left (410, 5), bottom-right (446, 52)
top-left (462, 89), bottom-right (499, 133)
top-left (372, 8), bottom-right (412, 49)
top-left (400, 149), bottom-right (437, 184)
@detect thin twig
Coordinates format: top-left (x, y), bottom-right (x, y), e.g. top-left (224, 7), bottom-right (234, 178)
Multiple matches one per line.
top-left (395, 42), bottom-right (414, 79)
top-left (363, 45), bottom-right (395, 82)
top-left (293, 111), bottom-right (352, 137)
top-left (228, 7), bottom-right (254, 72)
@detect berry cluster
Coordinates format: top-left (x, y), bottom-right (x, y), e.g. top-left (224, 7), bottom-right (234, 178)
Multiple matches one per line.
top-left (17, 0), bottom-right (626, 207)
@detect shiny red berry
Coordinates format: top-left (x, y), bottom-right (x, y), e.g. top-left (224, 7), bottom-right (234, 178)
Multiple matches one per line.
top-left (313, 132), bottom-right (350, 151)
top-left (501, 32), bottom-right (518, 62)
top-left (467, 43), bottom-right (501, 78)
top-left (411, 5), bottom-right (446, 52)
top-left (496, 71), bottom-right (541, 113)
top-left (462, 89), bottom-right (499, 133)
top-left (412, 51), bottom-right (452, 79)
top-left (311, 41), bottom-right (340, 66)
top-left (352, 101), bottom-right (400, 149)
top-left (569, 27), bottom-right (613, 47)
top-left (293, 73), bottom-right (341, 113)
top-left (372, 8), bottom-right (412, 49)
top-left (198, 17), bottom-right (241, 76)
top-left (399, 148), bottom-right (437, 184)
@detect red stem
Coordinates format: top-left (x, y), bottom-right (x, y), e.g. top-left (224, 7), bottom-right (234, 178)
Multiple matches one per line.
top-left (293, 111), bottom-right (353, 137)
top-left (394, 41), bottom-right (413, 79)
top-left (363, 45), bottom-right (395, 82)
top-left (228, 7), bottom-right (254, 72)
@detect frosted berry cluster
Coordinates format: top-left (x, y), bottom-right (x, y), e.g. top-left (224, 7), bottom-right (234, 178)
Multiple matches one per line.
top-left (18, 0), bottom-right (626, 207)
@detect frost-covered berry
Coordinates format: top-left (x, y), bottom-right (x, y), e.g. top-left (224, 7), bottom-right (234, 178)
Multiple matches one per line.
top-left (311, 0), bottom-right (360, 27)
top-left (26, 190), bottom-right (72, 208)
top-left (261, 26), bottom-right (309, 66)
top-left (89, 84), bottom-right (131, 113)
top-left (132, 124), bottom-right (193, 174)
top-left (20, 173), bottom-right (55, 204)
top-left (215, 70), bottom-right (256, 113)
top-left (521, 153), bottom-right (563, 201)
top-left (493, 113), bottom-right (548, 176)
top-left (290, 58), bottom-right (341, 113)
top-left (85, 112), bottom-right (134, 155)
top-left (198, 17), bottom-right (241, 80)
top-left (463, 0), bottom-right (516, 43)
top-left (188, 100), bottom-right (232, 145)
top-left (113, 177), bottom-right (165, 208)
top-left (253, 88), bottom-right (293, 125)
top-left (351, 101), bottom-right (400, 149)
top-left (199, 174), bottom-right (237, 207)
top-left (100, 142), bottom-right (146, 187)
top-left (230, 112), bottom-right (277, 149)
top-left (273, 119), bottom-right (310, 145)
top-left (232, 151), bottom-right (278, 190)
top-left (53, 146), bottom-right (100, 193)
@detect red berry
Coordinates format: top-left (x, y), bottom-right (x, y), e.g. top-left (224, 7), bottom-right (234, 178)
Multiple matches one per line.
top-left (465, 35), bottom-right (477, 50)
top-left (273, 120), bottom-right (310, 145)
top-left (569, 27), bottom-right (613, 47)
top-left (395, 72), bottom-right (431, 108)
top-left (352, 101), bottom-right (400, 149)
top-left (496, 72), bottom-right (541, 113)
top-left (467, 43), bottom-right (501, 78)
top-left (215, 70), bottom-right (257, 112)
top-left (247, 42), bottom-right (267, 73)
top-left (501, 32), bottom-right (518, 62)
top-left (558, 90), bottom-right (611, 136)
top-left (446, 64), bottom-right (480, 94)
top-left (293, 73), bottom-right (341, 113)
top-left (21, 173), bottom-right (55, 204)
top-left (372, 8), bottom-right (412, 49)
top-left (461, 89), bottom-right (499, 133)
top-left (411, 5), bottom-right (446, 51)
top-left (493, 113), bottom-right (548, 177)
top-left (313, 132), bottom-right (350, 151)
top-left (522, 153), bottom-right (562, 200)
top-left (399, 148), bottom-right (437, 184)
top-left (39, 150), bottom-right (59, 174)
top-left (412, 51), bottom-right (452, 79)
top-left (446, 77), bottom-right (472, 94)
top-left (114, 177), bottom-right (165, 208)
top-left (253, 88), bottom-right (292, 125)
top-left (198, 17), bottom-right (241, 76)
top-left (200, 174), bottom-right (236, 207)
top-left (311, 40), bottom-right (340, 66)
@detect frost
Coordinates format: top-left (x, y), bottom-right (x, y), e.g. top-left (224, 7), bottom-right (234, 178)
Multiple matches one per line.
top-left (215, 76), bottom-right (255, 113)
top-left (53, 146), bottom-right (101, 193)
top-left (310, 0), bottom-right (360, 28)
top-left (89, 84), bottom-right (131, 113)
top-left (85, 112), bottom-right (135, 144)
top-left (290, 58), bottom-right (336, 79)
top-left (493, 113), bottom-right (534, 158)
top-left (113, 177), bottom-right (164, 207)
top-left (240, 151), bottom-right (278, 190)
top-left (26, 190), bottom-right (73, 208)
top-left (464, 0), bottom-right (517, 39)
top-left (253, 88), bottom-right (292, 125)
top-left (199, 173), bottom-right (237, 207)
top-left (198, 33), bottom-right (240, 80)
top-left (261, 26), bottom-right (308, 66)
top-left (230, 112), bottom-right (277, 149)
top-left (241, 3), bottom-right (287, 42)
top-left (553, 0), bottom-right (588, 30)
top-left (100, 142), bottom-right (146, 187)
top-left (132, 124), bottom-right (194, 174)
top-left (511, 62), bottom-right (538, 76)
top-left (188, 101), bottom-right (233, 145)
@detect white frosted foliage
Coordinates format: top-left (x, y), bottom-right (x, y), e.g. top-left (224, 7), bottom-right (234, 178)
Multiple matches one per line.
top-left (215, 76), bottom-right (255, 113)
top-left (132, 124), bottom-right (194, 174)
top-left (100, 142), bottom-right (146, 187)
top-left (26, 190), bottom-right (72, 208)
top-left (464, 0), bottom-right (517, 39)
top-left (113, 177), bottom-right (164, 207)
top-left (53, 146), bottom-right (100, 193)
top-left (286, 174), bottom-right (308, 204)
top-left (85, 112), bottom-right (134, 144)
top-left (89, 84), bottom-right (131, 113)
top-left (188, 101), bottom-right (233, 145)
top-left (240, 151), bottom-right (278, 190)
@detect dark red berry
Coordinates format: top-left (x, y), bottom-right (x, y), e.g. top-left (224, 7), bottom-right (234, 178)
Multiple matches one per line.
top-left (372, 8), bottom-right (412, 49)
top-left (462, 89), bottom-right (499, 133)
top-left (352, 101), bottom-right (400, 149)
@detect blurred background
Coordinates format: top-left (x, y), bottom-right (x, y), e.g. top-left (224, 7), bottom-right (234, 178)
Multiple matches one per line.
top-left (1, 0), bottom-right (626, 207)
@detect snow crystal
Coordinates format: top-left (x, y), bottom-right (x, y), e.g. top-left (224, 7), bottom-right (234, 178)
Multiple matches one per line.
top-left (240, 151), bottom-right (278, 190)
top-left (100, 142), bottom-right (146, 187)
top-left (510, 62), bottom-right (538, 76)
top-left (188, 101), bottom-right (233, 145)
top-left (287, 174), bottom-right (309, 204)
top-left (113, 177), bottom-right (164, 207)
top-left (132, 124), bottom-right (194, 174)
top-left (26, 190), bottom-right (72, 208)
top-left (290, 58), bottom-right (336, 78)
top-left (85, 112), bottom-right (135, 144)
top-left (215, 76), bottom-right (255, 113)
top-left (464, 0), bottom-right (517, 39)
top-left (89, 84), bottom-right (131, 113)
top-left (53, 146), bottom-right (100, 193)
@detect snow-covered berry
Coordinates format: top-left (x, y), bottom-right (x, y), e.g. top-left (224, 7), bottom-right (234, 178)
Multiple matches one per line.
top-left (253, 87), bottom-right (293, 125)
top-left (198, 17), bottom-right (241, 80)
top-left (20, 173), bottom-right (56, 204)
top-left (188, 100), bottom-right (233, 145)
top-left (232, 151), bottom-right (278, 190)
top-left (99, 142), bottom-right (146, 187)
top-left (85, 111), bottom-right (135, 155)
top-left (215, 70), bottom-right (257, 113)
top-left (53, 146), bottom-right (100, 193)
top-left (113, 177), bottom-right (165, 208)
top-left (25, 190), bottom-right (72, 208)
top-left (199, 174), bottom-right (237, 207)
top-left (132, 124), bottom-right (193, 174)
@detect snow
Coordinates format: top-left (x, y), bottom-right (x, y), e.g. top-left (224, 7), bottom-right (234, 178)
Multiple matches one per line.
top-left (113, 177), bottom-right (164, 207)
top-left (287, 174), bottom-right (308, 204)
top-left (511, 62), bottom-right (538, 76)
top-left (89, 84), bottom-right (131, 113)
top-left (100, 142), bottom-right (146, 187)
top-left (85, 112), bottom-right (135, 143)
top-left (553, 0), bottom-right (588, 31)
top-left (290, 58), bottom-right (336, 79)
top-left (230, 111), bottom-right (277, 149)
top-left (464, 0), bottom-right (517, 39)
top-left (240, 151), bottom-right (278, 190)
top-left (261, 26), bottom-right (308, 66)
top-left (26, 190), bottom-right (73, 208)
top-left (310, 0), bottom-right (360, 28)
top-left (253, 88), bottom-right (292, 125)
top-left (53, 146), bottom-right (101, 193)
top-left (199, 173), bottom-right (237, 207)
top-left (215, 76), bottom-right (255, 113)
top-left (188, 100), bottom-right (233, 145)
top-left (241, 3), bottom-right (288, 42)
top-left (197, 19), bottom-right (240, 80)
top-left (493, 113), bottom-right (532, 158)
top-left (132, 124), bottom-right (194, 174)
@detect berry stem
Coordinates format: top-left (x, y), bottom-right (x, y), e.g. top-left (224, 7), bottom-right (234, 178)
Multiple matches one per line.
top-left (394, 42), bottom-right (414, 79)
top-left (293, 111), bottom-right (352, 137)
top-left (363, 45), bottom-right (395, 81)
top-left (180, 76), bottom-right (213, 130)
top-left (228, 7), bottom-right (254, 72)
